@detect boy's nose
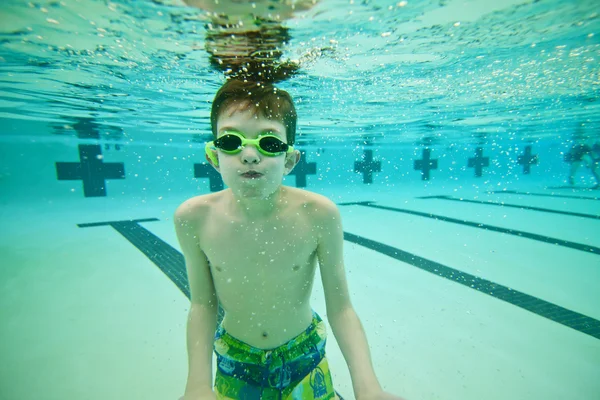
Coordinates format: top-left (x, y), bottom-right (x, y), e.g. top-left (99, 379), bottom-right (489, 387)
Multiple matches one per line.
top-left (240, 145), bottom-right (261, 164)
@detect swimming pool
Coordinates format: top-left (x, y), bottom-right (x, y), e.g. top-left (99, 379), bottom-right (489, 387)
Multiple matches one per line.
top-left (1, 0), bottom-right (599, 399)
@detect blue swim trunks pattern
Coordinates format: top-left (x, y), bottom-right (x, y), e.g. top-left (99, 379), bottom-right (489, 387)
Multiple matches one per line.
top-left (213, 310), bottom-right (343, 400)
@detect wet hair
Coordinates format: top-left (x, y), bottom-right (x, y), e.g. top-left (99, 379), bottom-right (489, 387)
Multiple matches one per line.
top-left (210, 79), bottom-right (297, 145)
top-left (205, 22), bottom-right (300, 83)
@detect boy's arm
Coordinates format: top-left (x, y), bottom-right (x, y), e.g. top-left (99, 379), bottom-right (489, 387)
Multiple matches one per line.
top-left (315, 199), bottom-right (384, 399)
top-left (174, 202), bottom-right (218, 399)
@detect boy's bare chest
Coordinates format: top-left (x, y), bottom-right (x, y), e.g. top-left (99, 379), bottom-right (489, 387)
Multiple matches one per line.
top-left (199, 207), bottom-right (320, 311)
top-left (204, 220), bottom-right (317, 269)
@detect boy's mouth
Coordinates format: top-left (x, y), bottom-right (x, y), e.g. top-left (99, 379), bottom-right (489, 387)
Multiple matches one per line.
top-left (241, 171), bottom-right (263, 178)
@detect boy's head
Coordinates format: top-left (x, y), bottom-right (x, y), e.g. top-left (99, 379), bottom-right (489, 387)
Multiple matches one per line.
top-left (210, 79), bottom-right (297, 146)
top-left (206, 79), bottom-right (301, 199)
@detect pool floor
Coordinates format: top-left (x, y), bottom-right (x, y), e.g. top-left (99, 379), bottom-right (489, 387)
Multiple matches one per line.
top-left (1, 183), bottom-right (599, 400)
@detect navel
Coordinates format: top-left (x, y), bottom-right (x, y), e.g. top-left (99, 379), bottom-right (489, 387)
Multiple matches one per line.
top-left (262, 332), bottom-right (268, 338)
top-left (292, 265), bottom-right (300, 271)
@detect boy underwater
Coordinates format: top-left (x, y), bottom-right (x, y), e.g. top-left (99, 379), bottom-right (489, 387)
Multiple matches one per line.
top-left (174, 79), bottom-right (406, 400)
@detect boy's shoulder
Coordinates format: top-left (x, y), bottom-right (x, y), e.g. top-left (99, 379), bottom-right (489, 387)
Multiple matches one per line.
top-left (285, 186), bottom-right (333, 204)
top-left (286, 187), bottom-right (338, 219)
top-left (173, 192), bottom-right (221, 222)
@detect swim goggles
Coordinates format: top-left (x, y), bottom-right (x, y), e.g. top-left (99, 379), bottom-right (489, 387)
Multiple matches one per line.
top-left (205, 130), bottom-right (294, 166)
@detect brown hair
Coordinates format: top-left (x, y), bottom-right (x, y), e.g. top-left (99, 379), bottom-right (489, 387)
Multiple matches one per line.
top-left (210, 79), bottom-right (297, 145)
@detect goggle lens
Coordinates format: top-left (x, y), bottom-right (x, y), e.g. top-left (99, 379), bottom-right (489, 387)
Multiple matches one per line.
top-left (216, 135), bottom-right (242, 150)
top-left (259, 136), bottom-right (287, 153)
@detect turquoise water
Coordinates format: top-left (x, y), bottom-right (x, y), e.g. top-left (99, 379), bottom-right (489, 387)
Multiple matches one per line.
top-left (1, 0), bottom-right (599, 195)
top-left (1, 1), bottom-right (600, 400)
top-left (1, 0), bottom-right (598, 141)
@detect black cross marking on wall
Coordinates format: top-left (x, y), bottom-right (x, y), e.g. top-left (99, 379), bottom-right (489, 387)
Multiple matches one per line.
top-left (414, 148), bottom-right (438, 181)
top-left (288, 150), bottom-right (316, 187)
top-left (194, 163), bottom-right (224, 192)
top-left (355, 149), bottom-right (381, 184)
top-left (517, 145), bottom-right (538, 174)
top-left (467, 147), bottom-right (489, 177)
top-left (55, 144), bottom-right (125, 197)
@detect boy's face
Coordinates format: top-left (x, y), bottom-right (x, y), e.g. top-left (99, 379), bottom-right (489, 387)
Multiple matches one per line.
top-left (207, 105), bottom-right (300, 199)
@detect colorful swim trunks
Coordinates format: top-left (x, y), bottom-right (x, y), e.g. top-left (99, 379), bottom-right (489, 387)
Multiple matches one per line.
top-left (213, 310), bottom-right (342, 400)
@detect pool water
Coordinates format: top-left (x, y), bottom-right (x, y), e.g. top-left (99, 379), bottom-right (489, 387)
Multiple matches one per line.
top-left (0, 1), bottom-right (599, 399)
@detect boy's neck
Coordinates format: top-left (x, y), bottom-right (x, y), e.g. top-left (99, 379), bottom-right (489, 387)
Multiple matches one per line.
top-left (227, 186), bottom-right (286, 221)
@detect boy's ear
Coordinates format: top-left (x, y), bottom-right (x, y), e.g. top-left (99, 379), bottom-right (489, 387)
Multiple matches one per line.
top-left (284, 149), bottom-right (301, 175)
top-left (206, 151), bottom-right (219, 168)
top-left (205, 142), bottom-right (220, 168)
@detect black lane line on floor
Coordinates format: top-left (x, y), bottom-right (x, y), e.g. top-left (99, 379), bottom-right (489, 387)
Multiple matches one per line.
top-left (78, 219), bottom-right (226, 322)
top-left (488, 190), bottom-right (600, 201)
top-left (78, 218), bottom-right (190, 298)
top-left (417, 195), bottom-right (600, 220)
top-left (78, 218), bottom-right (160, 228)
top-left (78, 218), bottom-right (600, 340)
top-left (343, 231), bottom-right (600, 340)
top-left (546, 185), bottom-right (599, 191)
top-left (338, 201), bottom-right (600, 256)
